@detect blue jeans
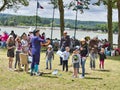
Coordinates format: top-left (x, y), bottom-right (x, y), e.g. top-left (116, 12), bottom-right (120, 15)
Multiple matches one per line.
top-left (90, 53), bottom-right (97, 69)
top-left (81, 57), bottom-right (86, 77)
top-left (46, 59), bottom-right (52, 69)
top-left (1, 41), bottom-right (6, 48)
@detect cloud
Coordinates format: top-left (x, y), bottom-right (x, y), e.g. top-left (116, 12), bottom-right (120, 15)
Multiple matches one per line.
top-left (1, 0), bottom-right (118, 22)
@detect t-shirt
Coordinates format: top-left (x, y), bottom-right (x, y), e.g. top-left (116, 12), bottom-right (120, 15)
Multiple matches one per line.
top-left (62, 51), bottom-right (70, 61)
top-left (21, 39), bottom-right (29, 53)
top-left (46, 49), bottom-right (54, 60)
top-left (72, 54), bottom-right (80, 64)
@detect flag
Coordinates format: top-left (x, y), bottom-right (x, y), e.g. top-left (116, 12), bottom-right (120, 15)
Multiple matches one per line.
top-left (77, 1), bottom-right (82, 5)
top-left (37, 2), bottom-right (44, 9)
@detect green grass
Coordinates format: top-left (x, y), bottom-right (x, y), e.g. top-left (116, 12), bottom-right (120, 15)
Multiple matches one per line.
top-left (0, 49), bottom-right (120, 90)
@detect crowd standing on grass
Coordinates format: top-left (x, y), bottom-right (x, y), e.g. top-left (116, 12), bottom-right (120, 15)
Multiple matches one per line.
top-left (0, 28), bottom-right (117, 78)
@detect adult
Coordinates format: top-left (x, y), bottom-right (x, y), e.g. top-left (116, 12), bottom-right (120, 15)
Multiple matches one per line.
top-left (53, 38), bottom-right (59, 51)
top-left (1, 31), bottom-right (9, 48)
top-left (28, 27), bottom-right (34, 51)
top-left (40, 32), bottom-right (45, 40)
top-left (28, 27), bottom-right (34, 42)
top-left (6, 35), bottom-right (15, 70)
top-left (59, 31), bottom-right (71, 65)
top-left (89, 37), bottom-right (99, 70)
top-left (9, 30), bottom-right (17, 40)
top-left (21, 33), bottom-right (29, 54)
top-left (80, 38), bottom-right (88, 78)
top-left (31, 29), bottom-right (45, 76)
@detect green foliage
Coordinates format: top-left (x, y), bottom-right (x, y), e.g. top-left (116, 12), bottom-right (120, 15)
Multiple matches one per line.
top-left (49, 0), bottom-right (58, 9)
top-left (0, 0), bottom-right (29, 12)
top-left (0, 13), bottom-right (118, 32)
top-left (67, 0), bottom-right (90, 13)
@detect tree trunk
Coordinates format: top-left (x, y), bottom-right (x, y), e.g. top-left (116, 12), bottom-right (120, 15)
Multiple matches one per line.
top-left (117, 0), bottom-right (120, 48)
top-left (107, 0), bottom-right (113, 48)
top-left (58, 0), bottom-right (64, 37)
top-left (0, 0), bottom-right (7, 11)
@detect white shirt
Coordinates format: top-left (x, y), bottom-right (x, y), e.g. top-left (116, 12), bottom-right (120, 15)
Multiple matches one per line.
top-left (62, 51), bottom-right (70, 61)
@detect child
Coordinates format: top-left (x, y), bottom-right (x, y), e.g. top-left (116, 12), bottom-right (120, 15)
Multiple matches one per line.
top-left (14, 36), bottom-right (22, 70)
top-left (62, 47), bottom-right (70, 72)
top-left (98, 48), bottom-right (106, 70)
top-left (72, 48), bottom-right (80, 78)
top-left (45, 45), bottom-right (54, 70)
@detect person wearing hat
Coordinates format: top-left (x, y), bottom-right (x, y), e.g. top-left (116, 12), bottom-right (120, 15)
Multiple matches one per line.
top-left (79, 38), bottom-right (88, 78)
top-left (45, 44), bottom-right (54, 70)
top-left (59, 31), bottom-right (70, 65)
top-left (28, 27), bottom-right (33, 41)
top-left (31, 29), bottom-right (45, 76)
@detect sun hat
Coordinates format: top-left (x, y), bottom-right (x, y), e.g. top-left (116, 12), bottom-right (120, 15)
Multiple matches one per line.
top-left (80, 38), bottom-right (85, 42)
top-left (75, 46), bottom-right (80, 49)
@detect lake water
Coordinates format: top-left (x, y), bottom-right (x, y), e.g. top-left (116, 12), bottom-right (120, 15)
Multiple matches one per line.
top-left (0, 26), bottom-right (118, 44)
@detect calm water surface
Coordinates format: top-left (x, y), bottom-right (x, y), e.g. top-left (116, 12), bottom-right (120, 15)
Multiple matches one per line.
top-left (0, 26), bottom-right (118, 44)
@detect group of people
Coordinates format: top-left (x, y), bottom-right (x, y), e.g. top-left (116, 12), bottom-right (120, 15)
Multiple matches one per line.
top-left (58, 31), bottom-right (107, 78)
top-left (1, 28), bottom-right (110, 78)
top-left (4, 29), bottom-right (51, 76)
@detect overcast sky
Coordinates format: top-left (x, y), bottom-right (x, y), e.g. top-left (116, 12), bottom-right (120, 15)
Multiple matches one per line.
top-left (1, 0), bottom-right (118, 22)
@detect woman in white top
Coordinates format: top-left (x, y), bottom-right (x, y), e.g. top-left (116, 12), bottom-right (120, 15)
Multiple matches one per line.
top-left (21, 33), bottom-right (29, 54)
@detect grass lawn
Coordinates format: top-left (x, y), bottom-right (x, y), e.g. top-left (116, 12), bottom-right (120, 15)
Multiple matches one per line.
top-left (0, 49), bottom-right (120, 90)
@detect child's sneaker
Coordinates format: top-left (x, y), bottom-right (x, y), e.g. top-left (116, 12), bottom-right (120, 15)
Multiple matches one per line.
top-left (35, 72), bottom-right (42, 76)
top-left (79, 75), bottom-right (84, 79)
top-left (9, 68), bottom-right (14, 71)
top-left (14, 68), bottom-right (17, 71)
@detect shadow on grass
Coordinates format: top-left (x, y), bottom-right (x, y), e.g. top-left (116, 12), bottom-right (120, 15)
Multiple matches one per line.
top-left (107, 56), bottom-right (120, 61)
top-left (42, 75), bottom-right (58, 78)
top-left (69, 71), bottom-right (91, 75)
top-left (85, 77), bottom-right (103, 80)
top-left (41, 72), bottom-right (58, 78)
top-left (95, 69), bottom-right (110, 72)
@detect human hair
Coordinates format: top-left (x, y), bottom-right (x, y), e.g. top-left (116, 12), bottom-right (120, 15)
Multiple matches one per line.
top-left (15, 36), bottom-right (21, 43)
top-left (6, 36), bottom-right (14, 44)
top-left (21, 32), bottom-right (27, 39)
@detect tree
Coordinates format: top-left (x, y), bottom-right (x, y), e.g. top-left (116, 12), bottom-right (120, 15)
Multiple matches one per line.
top-left (93, 0), bottom-right (116, 48)
top-left (108, 0), bottom-right (113, 48)
top-left (67, 0), bottom-right (90, 38)
top-left (0, 0), bottom-right (29, 12)
top-left (58, 0), bottom-right (64, 37)
top-left (117, 0), bottom-right (120, 48)
top-left (49, 0), bottom-right (58, 39)
top-left (49, 0), bottom-right (65, 37)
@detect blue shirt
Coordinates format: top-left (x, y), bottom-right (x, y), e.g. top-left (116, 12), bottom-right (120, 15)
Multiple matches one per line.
top-left (31, 36), bottom-right (44, 55)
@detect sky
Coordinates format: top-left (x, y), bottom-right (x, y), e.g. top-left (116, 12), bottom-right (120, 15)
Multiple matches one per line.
top-left (0, 0), bottom-right (118, 22)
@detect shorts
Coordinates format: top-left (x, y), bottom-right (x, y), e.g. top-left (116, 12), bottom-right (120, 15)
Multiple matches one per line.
top-left (73, 62), bottom-right (79, 68)
top-left (7, 50), bottom-right (14, 57)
